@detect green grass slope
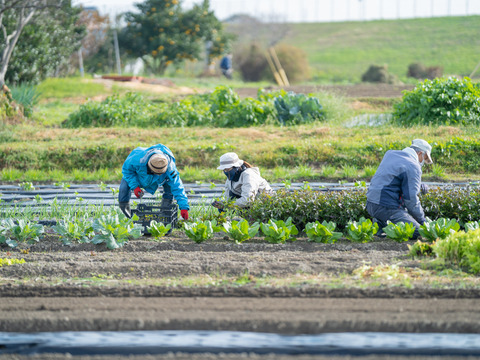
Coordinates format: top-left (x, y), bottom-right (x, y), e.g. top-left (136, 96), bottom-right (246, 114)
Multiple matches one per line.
top-left (282, 16), bottom-right (480, 83)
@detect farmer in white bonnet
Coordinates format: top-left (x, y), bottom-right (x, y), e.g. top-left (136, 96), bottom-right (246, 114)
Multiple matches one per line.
top-left (119, 143), bottom-right (189, 220)
top-left (366, 139), bottom-right (433, 239)
top-left (213, 152), bottom-right (274, 211)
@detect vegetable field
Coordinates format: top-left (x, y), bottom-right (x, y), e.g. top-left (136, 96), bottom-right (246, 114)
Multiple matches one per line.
top-left (2, 79), bottom-right (480, 355)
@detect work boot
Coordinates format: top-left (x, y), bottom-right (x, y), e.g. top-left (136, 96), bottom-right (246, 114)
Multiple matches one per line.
top-left (119, 202), bottom-right (132, 218)
top-left (160, 197), bottom-right (173, 208)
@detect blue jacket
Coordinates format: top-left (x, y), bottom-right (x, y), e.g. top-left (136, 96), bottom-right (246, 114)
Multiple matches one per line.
top-left (121, 144), bottom-right (189, 210)
top-left (366, 148), bottom-right (425, 224)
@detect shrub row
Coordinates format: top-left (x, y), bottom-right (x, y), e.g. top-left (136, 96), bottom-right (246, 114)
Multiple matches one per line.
top-left (63, 87), bottom-right (325, 128)
top-left (393, 77), bottom-right (480, 126)
top-left (242, 187), bottom-right (480, 230)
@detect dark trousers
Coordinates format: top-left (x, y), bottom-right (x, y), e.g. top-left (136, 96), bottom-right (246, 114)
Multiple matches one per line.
top-left (366, 201), bottom-right (421, 239)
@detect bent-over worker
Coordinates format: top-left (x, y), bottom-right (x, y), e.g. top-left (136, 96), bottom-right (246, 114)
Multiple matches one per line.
top-left (119, 144), bottom-right (189, 220)
top-left (366, 139), bottom-right (433, 239)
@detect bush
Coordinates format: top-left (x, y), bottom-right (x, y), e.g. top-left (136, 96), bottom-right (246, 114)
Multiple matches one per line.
top-left (361, 65), bottom-right (399, 84)
top-left (393, 77), bottom-right (480, 126)
top-left (234, 42), bottom-right (269, 82)
top-left (273, 43), bottom-right (310, 84)
top-left (433, 229), bottom-right (480, 274)
top-left (242, 187), bottom-right (480, 232)
top-left (407, 63), bottom-right (443, 80)
top-left (234, 42), bottom-right (310, 83)
top-left (63, 93), bottom-right (156, 127)
top-left (421, 187), bottom-right (480, 225)
top-left (242, 189), bottom-right (369, 230)
top-left (10, 84), bottom-right (41, 118)
top-left (0, 91), bottom-right (22, 121)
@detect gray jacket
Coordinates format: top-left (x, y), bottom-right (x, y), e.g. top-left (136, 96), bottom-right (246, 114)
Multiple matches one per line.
top-left (366, 148), bottom-right (425, 224)
top-left (225, 167), bottom-right (273, 208)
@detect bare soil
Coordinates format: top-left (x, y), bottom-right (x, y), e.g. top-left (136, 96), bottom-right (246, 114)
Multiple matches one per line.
top-left (1, 235), bottom-right (479, 359)
top-left (235, 83), bottom-right (414, 98)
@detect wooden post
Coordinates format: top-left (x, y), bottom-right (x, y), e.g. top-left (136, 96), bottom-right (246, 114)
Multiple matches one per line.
top-left (470, 60), bottom-right (480, 78)
top-left (265, 50), bottom-right (284, 86)
top-left (269, 47), bottom-right (290, 86)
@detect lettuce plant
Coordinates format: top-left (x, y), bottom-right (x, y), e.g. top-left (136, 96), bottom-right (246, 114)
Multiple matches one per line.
top-left (407, 240), bottom-right (434, 258)
top-left (345, 217), bottom-right (378, 243)
top-left (53, 217), bottom-right (94, 245)
top-left (183, 220), bottom-right (222, 244)
top-left (0, 219), bottom-right (44, 248)
top-left (222, 219), bottom-right (260, 244)
top-left (92, 212), bottom-right (142, 249)
top-left (433, 229), bottom-right (480, 274)
top-left (419, 217), bottom-right (460, 242)
top-left (0, 258), bottom-right (25, 267)
top-left (304, 220), bottom-right (342, 244)
top-left (260, 217), bottom-right (298, 244)
top-left (147, 220), bottom-right (172, 240)
top-left (383, 221), bottom-right (416, 243)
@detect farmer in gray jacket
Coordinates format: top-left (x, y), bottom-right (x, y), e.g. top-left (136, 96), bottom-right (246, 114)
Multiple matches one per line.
top-left (213, 152), bottom-right (274, 210)
top-left (366, 139), bottom-right (433, 239)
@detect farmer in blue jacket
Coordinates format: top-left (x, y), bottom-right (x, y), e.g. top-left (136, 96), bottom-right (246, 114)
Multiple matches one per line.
top-left (119, 144), bottom-right (189, 220)
top-left (366, 139), bottom-right (433, 239)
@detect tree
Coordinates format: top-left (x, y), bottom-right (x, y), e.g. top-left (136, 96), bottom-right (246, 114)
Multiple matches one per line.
top-left (2, 0), bottom-right (84, 85)
top-left (121, 0), bottom-right (233, 75)
top-left (74, 7), bottom-right (110, 72)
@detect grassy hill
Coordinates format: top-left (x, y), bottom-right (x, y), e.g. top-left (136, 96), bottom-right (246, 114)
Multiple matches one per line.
top-left (278, 16), bottom-right (480, 83)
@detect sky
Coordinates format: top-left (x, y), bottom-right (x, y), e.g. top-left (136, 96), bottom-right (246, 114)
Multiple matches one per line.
top-left (73, 0), bottom-right (480, 22)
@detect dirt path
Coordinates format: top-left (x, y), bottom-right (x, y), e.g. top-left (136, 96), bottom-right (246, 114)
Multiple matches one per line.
top-left (1, 297), bottom-right (480, 334)
top-left (235, 84), bottom-right (414, 98)
top-left (1, 237), bottom-right (479, 359)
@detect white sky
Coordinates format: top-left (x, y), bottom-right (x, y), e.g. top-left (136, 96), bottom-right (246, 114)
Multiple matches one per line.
top-left (73, 0), bottom-right (480, 22)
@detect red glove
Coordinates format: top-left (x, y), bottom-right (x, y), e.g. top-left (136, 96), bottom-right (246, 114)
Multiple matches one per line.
top-left (181, 209), bottom-right (189, 220)
top-left (134, 187), bottom-right (144, 199)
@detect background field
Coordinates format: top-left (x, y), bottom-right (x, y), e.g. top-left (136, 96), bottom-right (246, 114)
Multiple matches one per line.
top-left (235, 15), bottom-right (480, 83)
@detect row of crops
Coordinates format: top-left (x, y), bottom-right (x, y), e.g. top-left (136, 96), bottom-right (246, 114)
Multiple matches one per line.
top-left (1, 206), bottom-right (480, 274)
top-left (62, 77), bottom-right (480, 129)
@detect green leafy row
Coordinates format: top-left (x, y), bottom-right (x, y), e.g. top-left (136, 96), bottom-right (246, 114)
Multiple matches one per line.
top-left (0, 211), bottom-right (142, 250)
top-left (243, 187), bottom-right (480, 230)
top-left (63, 86), bottom-right (325, 128)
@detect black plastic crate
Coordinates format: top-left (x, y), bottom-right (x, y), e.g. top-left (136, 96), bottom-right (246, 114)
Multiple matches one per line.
top-left (131, 202), bottom-right (178, 235)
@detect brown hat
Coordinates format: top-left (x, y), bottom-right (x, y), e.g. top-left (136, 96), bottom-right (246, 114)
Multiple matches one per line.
top-left (148, 153), bottom-right (168, 174)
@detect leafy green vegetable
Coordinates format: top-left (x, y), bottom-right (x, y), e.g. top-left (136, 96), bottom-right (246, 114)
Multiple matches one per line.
top-left (183, 220), bottom-right (222, 244)
top-left (274, 92), bottom-right (325, 125)
top-left (91, 212), bottom-right (142, 249)
top-left (0, 219), bottom-right (44, 248)
top-left (419, 217), bottom-right (460, 242)
top-left (260, 217), bottom-right (298, 244)
top-left (345, 217), bottom-right (378, 243)
top-left (222, 219), bottom-right (260, 244)
top-left (304, 220), bottom-right (342, 244)
top-left (0, 258), bottom-right (26, 267)
top-left (433, 229), bottom-right (480, 274)
top-left (147, 220), bottom-right (172, 240)
top-left (407, 240), bottom-right (434, 258)
top-left (52, 217), bottom-right (94, 245)
top-left (383, 221), bottom-right (416, 242)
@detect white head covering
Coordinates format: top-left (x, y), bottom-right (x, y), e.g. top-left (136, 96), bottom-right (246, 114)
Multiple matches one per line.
top-left (217, 152), bottom-right (244, 170)
top-left (411, 139), bottom-right (433, 164)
